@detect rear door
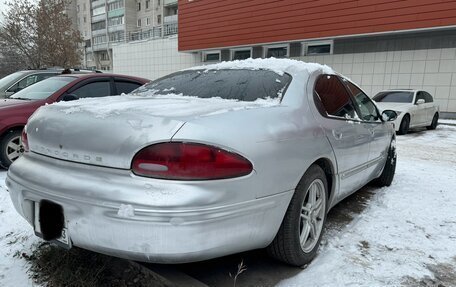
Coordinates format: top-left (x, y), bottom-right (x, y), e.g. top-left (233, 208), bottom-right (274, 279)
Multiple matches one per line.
top-left (314, 74), bottom-right (371, 200)
top-left (66, 77), bottom-right (112, 99)
top-left (342, 79), bottom-right (390, 178)
top-left (423, 92), bottom-right (436, 124)
top-left (413, 91), bottom-right (427, 125)
top-left (113, 78), bottom-right (144, 95)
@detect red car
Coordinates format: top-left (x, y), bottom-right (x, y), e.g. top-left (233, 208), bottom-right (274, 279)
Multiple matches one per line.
top-left (0, 73), bottom-right (149, 168)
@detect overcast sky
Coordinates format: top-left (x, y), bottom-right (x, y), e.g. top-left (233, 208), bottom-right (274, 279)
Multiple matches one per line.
top-left (0, 0), bottom-right (8, 22)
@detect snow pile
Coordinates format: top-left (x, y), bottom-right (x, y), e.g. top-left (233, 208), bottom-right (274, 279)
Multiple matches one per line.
top-left (117, 204), bottom-right (135, 218)
top-left (48, 93), bottom-right (280, 119)
top-left (187, 58), bottom-right (334, 76)
top-left (0, 172), bottom-right (39, 287)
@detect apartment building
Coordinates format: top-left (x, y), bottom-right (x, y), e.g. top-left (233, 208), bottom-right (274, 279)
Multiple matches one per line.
top-left (72, 0), bottom-right (178, 71)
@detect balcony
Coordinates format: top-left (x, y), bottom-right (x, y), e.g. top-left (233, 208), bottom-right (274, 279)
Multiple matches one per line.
top-left (164, 0), bottom-right (178, 7)
top-left (91, 0), bottom-right (105, 8)
top-left (163, 22), bottom-right (178, 36)
top-left (164, 14), bottom-right (178, 24)
top-left (92, 29), bottom-right (106, 36)
top-left (92, 14), bottom-right (106, 23)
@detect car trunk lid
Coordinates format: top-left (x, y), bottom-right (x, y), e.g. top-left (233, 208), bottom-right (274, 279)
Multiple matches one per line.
top-left (26, 95), bottom-right (278, 169)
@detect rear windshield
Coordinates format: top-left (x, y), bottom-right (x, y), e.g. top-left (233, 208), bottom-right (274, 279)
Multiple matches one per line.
top-left (136, 69), bottom-right (292, 101)
top-left (373, 91), bottom-right (413, 103)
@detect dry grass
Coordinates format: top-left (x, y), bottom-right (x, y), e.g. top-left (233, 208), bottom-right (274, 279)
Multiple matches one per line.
top-left (22, 243), bottom-right (171, 287)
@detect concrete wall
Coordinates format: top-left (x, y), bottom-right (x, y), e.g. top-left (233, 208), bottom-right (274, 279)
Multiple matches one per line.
top-left (294, 47), bottom-right (456, 113)
top-left (112, 36), bottom-right (202, 80)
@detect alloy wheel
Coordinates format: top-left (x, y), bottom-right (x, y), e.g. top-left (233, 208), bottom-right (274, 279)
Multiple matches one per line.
top-left (300, 179), bottom-right (326, 253)
top-left (6, 135), bottom-right (24, 162)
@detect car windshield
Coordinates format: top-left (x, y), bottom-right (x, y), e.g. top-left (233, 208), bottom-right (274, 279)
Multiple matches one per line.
top-left (0, 71), bottom-right (27, 88)
top-left (373, 91), bottom-right (414, 103)
top-left (10, 76), bottom-right (74, 100)
top-left (135, 69), bottom-right (292, 101)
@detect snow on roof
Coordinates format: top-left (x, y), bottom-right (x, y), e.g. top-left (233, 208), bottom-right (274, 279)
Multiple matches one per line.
top-left (187, 58), bottom-right (335, 76)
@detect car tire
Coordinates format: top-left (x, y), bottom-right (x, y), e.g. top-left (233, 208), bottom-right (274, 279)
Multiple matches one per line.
top-left (426, 113), bottom-right (439, 130)
top-left (0, 130), bottom-right (24, 169)
top-left (373, 139), bottom-right (396, 187)
top-left (397, 114), bottom-right (410, 135)
top-left (267, 165), bottom-right (328, 266)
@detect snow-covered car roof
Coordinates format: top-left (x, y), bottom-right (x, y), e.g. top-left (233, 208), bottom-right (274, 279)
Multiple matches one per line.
top-left (187, 58), bottom-right (335, 77)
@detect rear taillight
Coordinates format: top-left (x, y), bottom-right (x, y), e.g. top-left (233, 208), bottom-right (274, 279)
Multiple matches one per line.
top-left (132, 142), bottom-right (253, 180)
top-left (21, 127), bottom-right (29, 152)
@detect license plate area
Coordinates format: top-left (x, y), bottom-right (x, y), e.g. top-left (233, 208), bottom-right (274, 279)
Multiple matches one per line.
top-left (34, 201), bottom-right (71, 248)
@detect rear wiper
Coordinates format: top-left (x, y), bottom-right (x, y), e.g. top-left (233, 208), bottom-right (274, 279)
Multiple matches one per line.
top-left (9, 97), bottom-right (32, 100)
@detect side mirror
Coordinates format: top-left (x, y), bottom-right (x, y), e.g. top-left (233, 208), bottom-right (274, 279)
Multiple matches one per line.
top-left (381, 110), bottom-right (397, 122)
top-left (416, 99), bottom-right (425, 105)
top-left (61, 94), bottom-right (78, 101)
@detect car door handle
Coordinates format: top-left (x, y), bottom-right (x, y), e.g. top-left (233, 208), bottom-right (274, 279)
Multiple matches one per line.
top-left (332, 130), bottom-right (343, 140)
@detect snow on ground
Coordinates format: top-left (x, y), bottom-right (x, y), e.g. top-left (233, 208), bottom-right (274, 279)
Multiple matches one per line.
top-left (0, 172), bottom-right (39, 286)
top-left (0, 123), bottom-right (455, 286)
top-left (280, 124), bottom-right (456, 286)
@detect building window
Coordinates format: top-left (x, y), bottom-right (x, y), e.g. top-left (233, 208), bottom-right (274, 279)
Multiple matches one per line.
top-left (202, 51), bottom-right (221, 62)
top-left (83, 3), bottom-right (86, 11)
top-left (303, 41), bottom-right (333, 56)
top-left (137, 2), bottom-right (141, 11)
top-left (146, 0), bottom-right (150, 9)
top-left (77, 5), bottom-right (80, 12)
top-left (108, 16), bottom-right (124, 26)
top-left (108, 1), bottom-right (124, 11)
top-left (264, 45), bottom-right (288, 58)
top-left (146, 17), bottom-right (150, 26)
top-left (231, 48), bottom-right (252, 60)
top-left (100, 52), bottom-right (109, 61)
top-left (91, 21), bottom-right (106, 31)
top-left (157, 0), bottom-right (160, 6)
top-left (83, 16), bottom-right (86, 23)
top-left (92, 6), bottom-right (106, 16)
top-left (93, 35), bottom-right (107, 44)
top-left (109, 31), bottom-right (125, 42)
top-left (137, 19), bottom-right (142, 27)
top-left (157, 15), bottom-right (161, 24)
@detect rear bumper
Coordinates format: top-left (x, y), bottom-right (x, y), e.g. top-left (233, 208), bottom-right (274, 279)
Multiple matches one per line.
top-left (6, 152), bottom-right (293, 263)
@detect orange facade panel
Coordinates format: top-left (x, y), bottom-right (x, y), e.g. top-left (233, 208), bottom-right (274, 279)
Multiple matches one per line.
top-left (178, 0), bottom-right (456, 51)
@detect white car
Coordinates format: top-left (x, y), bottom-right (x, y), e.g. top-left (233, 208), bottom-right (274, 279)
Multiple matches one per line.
top-left (373, 89), bottom-right (439, 135)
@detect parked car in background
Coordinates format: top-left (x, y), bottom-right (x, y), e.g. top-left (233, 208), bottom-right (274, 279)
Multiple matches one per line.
top-left (0, 73), bottom-right (149, 168)
top-left (7, 59), bottom-right (398, 266)
top-left (0, 68), bottom-right (101, 99)
top-left (373, 89), bottom-right (439, 135)
top-left (0, 70), bottom-right (61, 98)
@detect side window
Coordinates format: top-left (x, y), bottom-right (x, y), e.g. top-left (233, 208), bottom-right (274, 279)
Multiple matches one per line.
top-left (71, 81), bottom-right (111, 98)
top-left (314, 74), bottom-right (357, 119)
top-left (415, 92), bottom-right (425, 104)
top-left (115, 81), bottom-right (142, 95)
top-left (343, 79), bottom-right (380, 122)
top-left (424, 92), bottom-right (433, 103)
top-left (8, 75), bottom-right (38, 92)
top-left (35, 73), bottom-right (57, 82)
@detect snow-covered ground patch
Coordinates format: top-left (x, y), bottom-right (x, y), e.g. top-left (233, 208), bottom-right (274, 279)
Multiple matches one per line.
top-left (439, 118), bottom-right (456, 125)
top-left (279, 125), bottom-right (456, 286)
top-left (0, 172), bottom-right (39, 286)
top-left (1, 125), bottom-right (455, 286)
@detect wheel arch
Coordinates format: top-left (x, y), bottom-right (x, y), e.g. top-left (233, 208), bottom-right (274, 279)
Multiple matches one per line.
top-left (311, 158), bottom-right (336, 205)
top-left (0, 125), bottom-right (25, 139)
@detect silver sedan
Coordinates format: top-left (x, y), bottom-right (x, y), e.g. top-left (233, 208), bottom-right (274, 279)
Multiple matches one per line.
top-left (6, 59), bottom-right (397, 266)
